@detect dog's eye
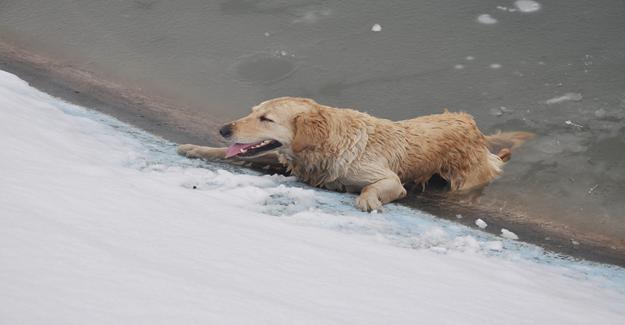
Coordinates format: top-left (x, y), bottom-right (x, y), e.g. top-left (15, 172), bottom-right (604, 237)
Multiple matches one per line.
top-left (260, 115), bottom-right (274, 122)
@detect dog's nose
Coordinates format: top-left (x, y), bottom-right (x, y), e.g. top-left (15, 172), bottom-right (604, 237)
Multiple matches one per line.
top-left (219, 124), bottom-right (233, 139)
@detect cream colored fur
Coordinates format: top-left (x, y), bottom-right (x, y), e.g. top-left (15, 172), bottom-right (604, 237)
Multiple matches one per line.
top-left (178, 97), bottom-right (531, 211)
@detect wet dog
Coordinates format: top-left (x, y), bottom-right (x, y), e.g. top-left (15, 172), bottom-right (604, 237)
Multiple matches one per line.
top-left (178, 97), bottom-right (532, 211)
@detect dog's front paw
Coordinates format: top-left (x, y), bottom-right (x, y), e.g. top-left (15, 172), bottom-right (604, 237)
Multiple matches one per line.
top-left (177, 144), bottom-right (202, 159)
top-left (356, 191), bottom-right (383, 212)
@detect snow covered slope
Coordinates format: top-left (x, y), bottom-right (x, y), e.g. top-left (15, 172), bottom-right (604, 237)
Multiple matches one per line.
top-left (1, 70), bottom-right (624, 324)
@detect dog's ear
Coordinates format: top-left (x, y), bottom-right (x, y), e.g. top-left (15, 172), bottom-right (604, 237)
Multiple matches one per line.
top-left (292, 110), bottom-right (327, 153)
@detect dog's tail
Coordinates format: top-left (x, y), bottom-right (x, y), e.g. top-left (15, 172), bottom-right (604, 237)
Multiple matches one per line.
top-left (486, 131), bottom-right (535, 162)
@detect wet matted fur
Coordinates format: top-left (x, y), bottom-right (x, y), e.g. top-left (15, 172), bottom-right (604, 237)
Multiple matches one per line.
top-left (178, 97), bottom-right (532, 211)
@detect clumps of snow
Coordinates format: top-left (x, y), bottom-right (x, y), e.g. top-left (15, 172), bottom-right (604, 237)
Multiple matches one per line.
top-left (546, 92), bottom-right (583, 104)
top-left (501, 228), bottom-right (519, 240)
top-left (453, 236), bottom-right (482, 252)
top-left (477, 14), bottom-right (498, 25)
top-left (475, 219), bottom-right (488, 229)
top-left (465, 56), bottom-right (475, 61)
top-left (514, 0), bottom-right (542, 13)
top-left (454, 64), bottom-right (465, 70)
top-left (371, 23), bottom-right (382, 32)
top-left (490, 63), bottom-right (502, 69)
top-left (485, 241), bottom-right (504, 251)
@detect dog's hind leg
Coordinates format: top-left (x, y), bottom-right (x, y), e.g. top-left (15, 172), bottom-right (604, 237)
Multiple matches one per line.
top-left (356, 173), bottom-right (407, 212)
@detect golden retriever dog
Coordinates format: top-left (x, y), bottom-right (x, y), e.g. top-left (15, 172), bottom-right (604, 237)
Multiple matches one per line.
top-left (178, 97), bottom-right (532, 211)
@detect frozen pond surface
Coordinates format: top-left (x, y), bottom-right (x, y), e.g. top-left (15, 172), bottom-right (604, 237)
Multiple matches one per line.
top-left (1, 0), bottom-right (624, 257)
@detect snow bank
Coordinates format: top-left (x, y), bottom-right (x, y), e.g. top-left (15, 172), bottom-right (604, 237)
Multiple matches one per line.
top-left (1, 70), bottom-right (625, 324)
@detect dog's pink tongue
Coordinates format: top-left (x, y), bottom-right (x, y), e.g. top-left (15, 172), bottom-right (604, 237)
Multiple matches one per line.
top-left (225, 143), bottom-right (253, 158)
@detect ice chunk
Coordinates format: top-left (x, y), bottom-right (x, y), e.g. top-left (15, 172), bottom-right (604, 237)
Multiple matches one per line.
top-left (477, 14), bottom-right (498, 25)
top-left (490, 63), bottom-right (502, 69)
top-left (475, 219), bottom-right (488, 229)
top-left (371, 24), bottom-right (382, 32)
top-left (501, 228), bottom-right (519, 240)
top-left (514, 0), bottom-right (541, 13)
top-left (546, 92), bottom-right (583, 104)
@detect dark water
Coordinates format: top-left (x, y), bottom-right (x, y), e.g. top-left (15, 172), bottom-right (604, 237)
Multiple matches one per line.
top-left (1, 0), bottom-right (624, 259)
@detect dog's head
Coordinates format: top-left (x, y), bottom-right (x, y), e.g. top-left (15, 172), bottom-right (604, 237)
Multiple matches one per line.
top-left (220, 97), bottom-right (320, 158)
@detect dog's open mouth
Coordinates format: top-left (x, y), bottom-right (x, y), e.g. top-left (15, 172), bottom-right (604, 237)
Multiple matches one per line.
top-left (225, 140), bottom-right (282, 158)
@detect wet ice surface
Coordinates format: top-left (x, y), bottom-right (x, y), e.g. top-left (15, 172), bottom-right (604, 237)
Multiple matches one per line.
top-left (1, 1), bottom-right (624, 250)
top-left (2, 69), bottom-right (625, 324)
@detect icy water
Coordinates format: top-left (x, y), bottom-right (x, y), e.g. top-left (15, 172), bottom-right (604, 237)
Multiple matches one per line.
top-left (1, 0), bottom-right (624, 260)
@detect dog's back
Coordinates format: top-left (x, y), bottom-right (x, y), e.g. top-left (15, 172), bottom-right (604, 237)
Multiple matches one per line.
top-left (392, 112), bottom-right (503, 190)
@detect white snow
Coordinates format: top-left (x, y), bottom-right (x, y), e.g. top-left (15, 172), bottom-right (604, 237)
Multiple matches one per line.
top-left (2, 69), bottom-right (625, 324)
top-left (477, 14), bottom-right (498, 25)
top-left (475, 219), bottom-right (488, 229)
top-left (485, 241), bottom-right (504, 251)
top-left (546, 92), bottom-right (583, 104)
top-left (501, 228), bottom-right (520, 240)
top-left (515, 0), bottom-right (542, 13)
top-left (371, 23), bottom-right (382, 32)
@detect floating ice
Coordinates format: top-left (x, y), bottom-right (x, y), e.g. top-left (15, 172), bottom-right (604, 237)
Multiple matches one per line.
top-left (490, 63), bottom-right (502, 69)
top-left (546, 92), bottom-right (583, 104)
top-left (477, 14), bottom-right (498, 25)
top-left (475, 219), bottom-right (488, 229)
top-left (514, 0), bottom-right (542, 13)
top-left (501, 229), bottom-right (519, 240)
top-left (466, 56), bottom-right (475, 61)
top-left (371, 23), bottom-right (382, 32)
top-left (565, 120), bottom-right (584, 128)
top-left (454, 64), bottom-right (465, 70)
top-left (496, 6), bottom-right (517, 12)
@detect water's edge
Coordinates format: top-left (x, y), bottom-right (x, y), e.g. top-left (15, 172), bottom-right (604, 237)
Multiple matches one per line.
top-left (2, 42), bottom-right (624, 267)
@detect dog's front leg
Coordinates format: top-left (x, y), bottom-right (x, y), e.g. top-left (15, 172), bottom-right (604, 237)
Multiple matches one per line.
top-left (356, 174), bottom-right (407, 212)
top-left (177, 144), bottom-right (284, 170)
top-left (177, 144), bottom-right (227, 160)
